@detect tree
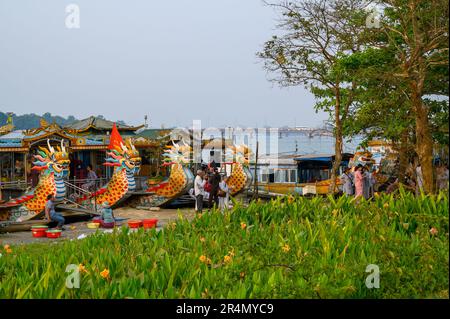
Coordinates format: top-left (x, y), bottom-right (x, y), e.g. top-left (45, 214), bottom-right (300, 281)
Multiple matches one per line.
top-left (338, 47), bottom-right (417, 183)
top-left (259, 0), bottom-right (368, 192)
top-left (377, 0), bottom-right (449, 193)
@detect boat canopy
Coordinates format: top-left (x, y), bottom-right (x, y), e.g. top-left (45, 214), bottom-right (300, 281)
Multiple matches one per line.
top-left (294, 153), bottom-right (353, 163)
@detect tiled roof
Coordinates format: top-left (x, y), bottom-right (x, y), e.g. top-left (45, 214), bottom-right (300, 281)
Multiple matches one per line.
top-left (65, 116), bottom-right (143, 131)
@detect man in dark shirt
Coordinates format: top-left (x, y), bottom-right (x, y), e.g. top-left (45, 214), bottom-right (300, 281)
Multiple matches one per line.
top-left (45, 194), bottom-right (65, 230)
top-left (208, 168), bottom-right (221, 208)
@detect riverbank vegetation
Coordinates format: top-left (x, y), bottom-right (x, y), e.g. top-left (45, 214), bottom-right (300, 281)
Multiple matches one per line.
top-left (1, 191), bottom-right (448, 298)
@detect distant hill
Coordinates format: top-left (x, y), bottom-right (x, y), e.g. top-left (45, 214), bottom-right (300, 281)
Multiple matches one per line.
top-left (0, 112), bottom-right (127, 130)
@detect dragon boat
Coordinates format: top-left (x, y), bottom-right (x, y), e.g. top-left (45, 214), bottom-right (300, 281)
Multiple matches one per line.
top-left (224, 144), bottom-right (253, 196)
top-left (126, 141), bottom-right (195, 208)
top-left (76, 138), bottom-right (142, 209)
top-left (0, 140), bottom-right (70, 232)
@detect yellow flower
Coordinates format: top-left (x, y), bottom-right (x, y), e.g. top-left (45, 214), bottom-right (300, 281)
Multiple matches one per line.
top-left (100, 268), bottom-right (110, 279)
top-left (288, 195), bottom-right (294, 204)
top-left (6, 248), bottom-right (12, 254)
top-left (200, 237), bottom-right (206, 243)
top-left (282, 244), bottom-right (290, 253)
top-left (199, 255), bottom-right (211, 265)
top-left (240, 222), bottom-right (247, 230)
top-left (383, 203), bottom-right (389, 209)
top-left (78, 264), bottom-right (89, 274)
top-left (224, 255), bottom-right (232, 264)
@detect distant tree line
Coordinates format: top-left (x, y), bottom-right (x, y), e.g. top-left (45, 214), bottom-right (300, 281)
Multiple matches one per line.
top-left (0, 112), bottom-right (127, 130)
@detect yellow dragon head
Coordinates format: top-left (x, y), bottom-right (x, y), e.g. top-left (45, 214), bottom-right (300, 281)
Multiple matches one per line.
top-left (226, 144), bottom-right (251, 165)
top-left (162, 141), bottom-right (191, 166)
top-left (34, 139), bottom-right (70, 178)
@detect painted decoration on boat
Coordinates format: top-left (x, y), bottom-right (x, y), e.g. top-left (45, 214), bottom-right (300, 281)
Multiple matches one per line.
top-left (225, 144), bottom-right (253, 196)
top-left (0, 139), bottom-right (70, 224)
top-left (349, 151), bottom-right (376, 168)
top-left (78, 138), bottom-right (141, 208)
top-left (130, 141), bottom-right (194, 207)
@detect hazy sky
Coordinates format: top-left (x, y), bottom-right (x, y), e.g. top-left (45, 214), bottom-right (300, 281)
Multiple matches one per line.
top-left (0, 0), bottom-right (327, 128)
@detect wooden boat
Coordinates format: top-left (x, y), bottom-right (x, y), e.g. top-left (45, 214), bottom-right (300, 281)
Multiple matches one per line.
top-left (126, 141), bottom-right (195, 208)
top-left (0, 139), bottom-right (71, 229)
top-left (251, 153), bottom-right (354, 197)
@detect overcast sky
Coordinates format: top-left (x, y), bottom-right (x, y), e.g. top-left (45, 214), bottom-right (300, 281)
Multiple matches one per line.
top-left (0, 0), bottom-right (327, 128)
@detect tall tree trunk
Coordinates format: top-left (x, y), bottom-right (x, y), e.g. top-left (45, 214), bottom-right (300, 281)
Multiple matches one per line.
top-left (398, 129), bottom-right (409, 184)
top-left (330, 87), bottom-right (342, 194)
top-left (411, 82), bottom-right (434, 194)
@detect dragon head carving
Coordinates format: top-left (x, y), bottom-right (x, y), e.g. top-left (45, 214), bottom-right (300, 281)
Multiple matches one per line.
top-left (105, 138), bottom-right (141, 174)
top-left (33, 139), bottom-right (70, 179)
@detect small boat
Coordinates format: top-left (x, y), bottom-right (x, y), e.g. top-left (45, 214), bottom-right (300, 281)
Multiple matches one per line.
top-left (252, 153), bottom-right (354, 196)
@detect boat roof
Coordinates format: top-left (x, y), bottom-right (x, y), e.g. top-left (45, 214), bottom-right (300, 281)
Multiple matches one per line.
top-left (0, 130), bottom-right (24, 139)
top-left (294, 153), bottom-right (353, 162)
top-left (64, 116), bottom-right (143, 132)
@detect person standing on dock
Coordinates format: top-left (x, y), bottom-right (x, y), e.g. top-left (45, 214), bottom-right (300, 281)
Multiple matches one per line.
top-left (362, 166), bottom-right (371, 200)
top-left (340, 167), bottom-right (354, 196)
top-left (354, 165), bottom-right (364, 199)
top-left (82, 165), bottom-right (98, 192)
top-left (194, 170), bottom-right (206, 213)
top-left (218, 176), bottom-right (231, 212)
top-left (208, 168), bottom-right (221, 209)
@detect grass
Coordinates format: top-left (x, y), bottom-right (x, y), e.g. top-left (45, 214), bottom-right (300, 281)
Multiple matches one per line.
top-left (0, 188), bottom-right (448, 298)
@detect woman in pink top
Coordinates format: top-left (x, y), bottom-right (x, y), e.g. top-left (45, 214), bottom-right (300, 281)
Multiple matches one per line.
top-left (354, 165), bottom-right (364, 198)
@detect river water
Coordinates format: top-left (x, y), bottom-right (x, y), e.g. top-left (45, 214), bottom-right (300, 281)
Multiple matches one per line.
top-left (198, 128), bottom-right (364, 163)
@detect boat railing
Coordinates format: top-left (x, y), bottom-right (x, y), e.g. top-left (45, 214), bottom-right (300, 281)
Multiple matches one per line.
top-left (64, 179), bottom-right (100, 212)
top-left (0, 180), bottom-right (31, 190)
top-left (134, 176), bottom-right (151, 191)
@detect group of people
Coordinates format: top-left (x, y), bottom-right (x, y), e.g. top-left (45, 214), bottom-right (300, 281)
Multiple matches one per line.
top-left (193, 166), bottom-right (233, 213)
top-left (340, 165), bottom-right (377, 199)
top-left (341, 162), bottom-right (449, 198)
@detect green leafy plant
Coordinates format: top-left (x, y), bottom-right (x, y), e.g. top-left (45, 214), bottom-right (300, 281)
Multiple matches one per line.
top-left (0, 192), bottom-right (448, 298)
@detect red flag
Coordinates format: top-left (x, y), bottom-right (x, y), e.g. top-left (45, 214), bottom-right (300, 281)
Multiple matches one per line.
top-left (108, 123), bottom-right (123, 150)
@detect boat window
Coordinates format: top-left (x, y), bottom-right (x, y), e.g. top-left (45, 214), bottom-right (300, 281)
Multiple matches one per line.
top-left (289, 169), bottom-right (297, 183)
top-left (268, 169), bottom-right (274, 183)
top-left (0, 152), bottom-right (25, 183)
top-left (260, 168), bottom-right (268, 183)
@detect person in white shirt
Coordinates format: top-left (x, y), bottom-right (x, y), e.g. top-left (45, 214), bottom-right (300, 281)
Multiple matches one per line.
top-left (218, 176), bottom-right (232, 212)
top-left (194, 170), bottom-right (206, 213)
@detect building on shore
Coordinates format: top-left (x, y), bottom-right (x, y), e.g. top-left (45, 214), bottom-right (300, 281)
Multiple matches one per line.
top-left (0, 116), bottom-right (170, 198)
